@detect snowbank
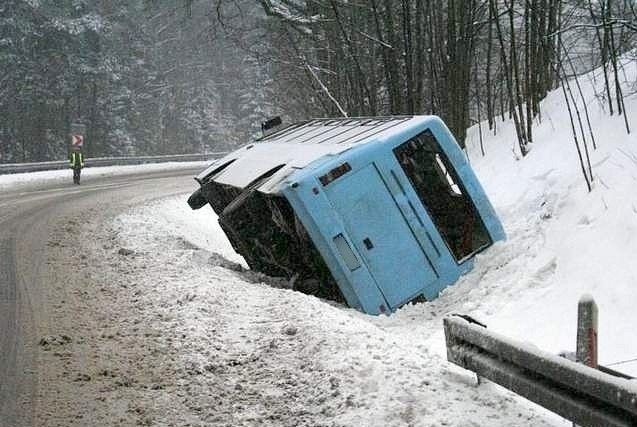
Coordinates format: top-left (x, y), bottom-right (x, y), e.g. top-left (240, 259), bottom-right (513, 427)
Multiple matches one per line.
top-left (112, 196), bottom-right (559, 426)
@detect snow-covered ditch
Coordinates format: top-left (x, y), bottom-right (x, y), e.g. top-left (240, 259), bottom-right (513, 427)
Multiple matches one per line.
top-left (107, 60), bottom-right (637, 425)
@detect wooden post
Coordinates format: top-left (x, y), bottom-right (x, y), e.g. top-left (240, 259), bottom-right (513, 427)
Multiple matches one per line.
top-left (576, 294), bottom-right (598, 368)
top-left (574, 294), bottom-right (598, 427)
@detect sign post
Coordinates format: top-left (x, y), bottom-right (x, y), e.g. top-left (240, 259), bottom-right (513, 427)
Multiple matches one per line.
top-left (70, 122), bottom-right (86, 150)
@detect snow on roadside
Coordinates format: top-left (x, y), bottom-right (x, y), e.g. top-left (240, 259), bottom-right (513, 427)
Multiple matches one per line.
top-left (111, 196), bottom-right (559, 426)
top-left (0, 161), bottom-right (208, 192)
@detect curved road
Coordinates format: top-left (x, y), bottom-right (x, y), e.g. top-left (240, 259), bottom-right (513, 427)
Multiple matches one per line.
top-left (0, 168), bottom-right (202, 427)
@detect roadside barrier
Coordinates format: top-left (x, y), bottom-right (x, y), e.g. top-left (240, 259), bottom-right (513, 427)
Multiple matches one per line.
top-left (444, 308), bottom-right (637, 427)
top-left (0, 153), bottom-right (228, 175)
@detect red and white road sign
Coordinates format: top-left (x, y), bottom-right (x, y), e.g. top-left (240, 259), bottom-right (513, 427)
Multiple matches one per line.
top-left (71, 134), bottom-right (84, 147)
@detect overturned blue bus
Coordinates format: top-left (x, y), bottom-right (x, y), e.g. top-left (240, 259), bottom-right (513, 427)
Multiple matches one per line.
top-left (188, 116), bottom-right (505, 315)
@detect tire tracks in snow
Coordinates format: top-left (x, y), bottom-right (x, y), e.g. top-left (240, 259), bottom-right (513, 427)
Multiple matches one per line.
top-left (0, 169), bottom-right (203, 426)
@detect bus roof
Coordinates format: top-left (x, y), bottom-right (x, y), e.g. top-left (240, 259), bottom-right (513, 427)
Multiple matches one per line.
top-left (197, 116), bottom-right (436, 194)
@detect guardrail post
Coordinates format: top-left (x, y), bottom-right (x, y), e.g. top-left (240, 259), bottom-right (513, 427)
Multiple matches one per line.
top-left (576, 294), bottom-right (598, 368)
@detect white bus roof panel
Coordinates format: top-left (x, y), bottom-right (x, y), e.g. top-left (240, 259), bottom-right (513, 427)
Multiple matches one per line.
top-left (197, 116), bottom-right (431, 193)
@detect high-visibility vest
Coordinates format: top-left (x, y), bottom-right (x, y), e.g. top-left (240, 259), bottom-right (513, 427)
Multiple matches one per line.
top-left (70, 152), bottom-right (84, 168)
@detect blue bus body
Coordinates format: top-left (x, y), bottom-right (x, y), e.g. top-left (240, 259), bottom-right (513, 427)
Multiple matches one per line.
top-left (189, 116), bottom-right (505, 315)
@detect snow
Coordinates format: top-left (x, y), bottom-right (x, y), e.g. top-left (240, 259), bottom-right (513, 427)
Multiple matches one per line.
top-left (100, 57), bottom-right (637, 424)
top-left (112, 197), bottom-right (560, 426)
top-left (578, 293), bottom-right (596, 304)
top-left (461, 57), bottom-right (637, 377)
top-left (0, 161), bottom-right (208, 193)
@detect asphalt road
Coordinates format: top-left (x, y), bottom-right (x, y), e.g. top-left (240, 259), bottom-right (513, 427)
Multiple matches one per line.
top-left (0, 167), bottom-right (202, 427)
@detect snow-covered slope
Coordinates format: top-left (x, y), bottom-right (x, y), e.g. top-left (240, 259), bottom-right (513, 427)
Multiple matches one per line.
top-left (109, 59), bottom-right (637, 425)
top-left (462, 58), bottom-right (637, 374)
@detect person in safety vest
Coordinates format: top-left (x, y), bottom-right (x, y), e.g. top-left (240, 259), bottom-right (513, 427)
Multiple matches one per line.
top-left (70, 148), bottom-right (85, 185)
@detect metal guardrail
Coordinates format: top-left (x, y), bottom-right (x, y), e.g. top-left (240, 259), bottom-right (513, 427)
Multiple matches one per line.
top-left (0, 153), bottom-right (229, 175)
top-left (444, 315), bottom-right (637, 427)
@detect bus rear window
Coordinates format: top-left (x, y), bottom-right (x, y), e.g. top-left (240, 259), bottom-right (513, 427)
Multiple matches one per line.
top-left (393, 130), bottom-right (491, 261)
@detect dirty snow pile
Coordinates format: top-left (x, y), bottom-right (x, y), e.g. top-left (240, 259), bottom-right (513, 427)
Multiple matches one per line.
top-left (111, 59), bottom-right (637, 426)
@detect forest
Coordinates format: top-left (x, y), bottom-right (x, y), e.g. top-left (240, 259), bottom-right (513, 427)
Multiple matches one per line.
top-left (1, 0), bottom-right (635, 164)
